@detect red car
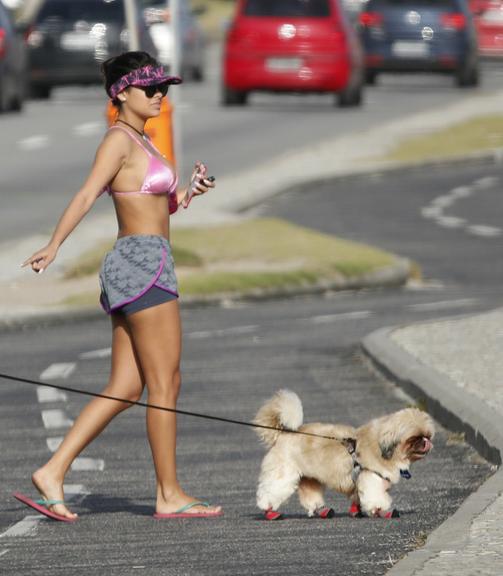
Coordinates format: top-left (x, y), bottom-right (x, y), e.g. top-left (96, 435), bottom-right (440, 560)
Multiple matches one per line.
top-left (222, 0), bottom-right (364, 107)
top-left (470, 0), bottom-right (503, 58)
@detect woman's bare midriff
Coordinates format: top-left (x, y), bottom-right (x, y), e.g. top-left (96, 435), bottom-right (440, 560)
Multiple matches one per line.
top-left (113, 193), bottom-right (171, 239)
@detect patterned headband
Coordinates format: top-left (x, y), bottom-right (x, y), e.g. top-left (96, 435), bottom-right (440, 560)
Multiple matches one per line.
top-left (108, 65), bottom-right (182, 99)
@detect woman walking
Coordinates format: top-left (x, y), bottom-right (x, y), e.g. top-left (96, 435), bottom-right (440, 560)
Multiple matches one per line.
top-left (16, 51), bottom-right (221, 521)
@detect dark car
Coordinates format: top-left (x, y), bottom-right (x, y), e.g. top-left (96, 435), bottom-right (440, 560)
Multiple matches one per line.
top-left (0, 1), bottom-right (26, 112)
top-left (222, 0), bottom-right (365, 107)
top-left (359, 0), bottom-right (480, 87)
top-left (25, 0), bottom-right (157, 99)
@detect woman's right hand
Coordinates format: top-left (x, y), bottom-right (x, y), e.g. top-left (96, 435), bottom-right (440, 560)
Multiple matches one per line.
top-left (22, 244), bottom-right (58, 274)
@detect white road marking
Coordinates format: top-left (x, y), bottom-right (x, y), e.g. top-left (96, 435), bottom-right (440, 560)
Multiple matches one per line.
top-left (421, 178), bottom-right (499, 239)
top-left (0, 516), bottom-right (45, 538)
top-left (0, 549), bottom-right (9, 558)
top-left (71, 457), bottom-right (105, 472)
top-left (408, 299), bottom-right (478, 312)
top-left (449, 186), bottom-right (472, 198)
top-left (64, 484), bottom-right (91, 505)
top-left (467, 225), bottom-right (501, 237)
top-left (41, 409), bottom-right (74, 430)
top-left (435, 216), bottom-right (466, 229)
top-left (37, 387), bottom-right (67, 403)
top-left (46, 437), bottom-right (64, 452)
top-left (79, 347), bottom-right (111, 360)
top-left (421, 206), bottom-right (443, 219)
top-left (73, 122), bottom-right (103, 137)
top-left (40, 363), bottom-right (76, 380)
top-left (17, 135), bottom-right (50, 151)
top-left (187, 325), bottom-right (258, 339)
top-left (309, 310), bottom-right (372, 324)
top-left (473, 176), bottom-right (499, 189)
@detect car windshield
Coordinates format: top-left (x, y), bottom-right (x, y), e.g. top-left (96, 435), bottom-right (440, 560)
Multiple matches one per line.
top-left (37, 0), bottom-right (123, 23)
top-left (243, 0), bottom-right (331, 17)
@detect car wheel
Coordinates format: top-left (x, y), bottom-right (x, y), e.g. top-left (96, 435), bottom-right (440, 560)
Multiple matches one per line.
top-left (221, 86), bottom-right (248, 106)
top-left (455, 64), bottom-right (479, 88)
top-left (337, 83), bottom-right (363, 108)
top-left (365, 70), bottom-right (378, 86)
top-left (10, 76), bottom-right (25, 112)
top-left (191, 65), bottom-right (204, 82)
top-left (30, 84), bottom-right (52, 100)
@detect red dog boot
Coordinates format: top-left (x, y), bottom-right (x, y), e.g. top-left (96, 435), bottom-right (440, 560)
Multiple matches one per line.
top-left (348, 502), bottom-right (363, 518)
top-left (264, 508), bottom-right (282, 521)
top-left (380, 509), bottom-right (400, 519)
top-left (314, 506), bottom-right (335, 519)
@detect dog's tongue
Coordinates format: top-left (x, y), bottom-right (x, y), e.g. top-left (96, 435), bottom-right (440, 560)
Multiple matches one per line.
top-left (422, 437), bottom-right (433, 452)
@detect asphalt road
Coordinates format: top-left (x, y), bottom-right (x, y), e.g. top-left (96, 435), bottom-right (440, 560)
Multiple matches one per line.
top-left (0, 161), bottom-right (497, 575)
top-left (1, 44), bottom-right (503, 243)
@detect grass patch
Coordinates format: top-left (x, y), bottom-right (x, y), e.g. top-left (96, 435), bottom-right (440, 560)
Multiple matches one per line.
top-left (382, 115), bottom-right (503, 164)
top-left (64, 241), bottom-right (202, 280)
top-left (62, 218), bottom-right (400, 304)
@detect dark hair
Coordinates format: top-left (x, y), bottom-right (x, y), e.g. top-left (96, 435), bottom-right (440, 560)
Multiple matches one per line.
top-left (102, 51), bottom-right (159, 107)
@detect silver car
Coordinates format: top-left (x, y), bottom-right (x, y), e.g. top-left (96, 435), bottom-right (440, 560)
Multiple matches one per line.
top-left (141, 0), bottom-right (206, 81)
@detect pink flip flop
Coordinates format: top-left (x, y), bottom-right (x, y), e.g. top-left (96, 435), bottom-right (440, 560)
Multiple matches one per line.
top-left (12, 492), bottom-right (77, 523)
top-left (153, 501), bottom-right (223, 519)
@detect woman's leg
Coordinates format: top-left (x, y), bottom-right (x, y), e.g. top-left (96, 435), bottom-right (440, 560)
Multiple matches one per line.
top-left (32, 314), bottom-right (145, 519)
top-left (125, 299), bottom-right (220, 515)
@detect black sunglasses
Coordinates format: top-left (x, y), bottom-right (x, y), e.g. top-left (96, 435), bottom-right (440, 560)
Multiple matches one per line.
top-left (137, 82), bottom-right (170, 98)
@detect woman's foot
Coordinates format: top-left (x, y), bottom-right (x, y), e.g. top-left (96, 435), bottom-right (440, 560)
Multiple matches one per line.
top-left (156, 486), bottom-right (221, 516)
top-left (32, 467), bottom-right (78, 520)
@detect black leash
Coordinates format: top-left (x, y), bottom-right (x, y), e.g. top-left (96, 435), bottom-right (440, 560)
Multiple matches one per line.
top-left (0, 371), bottom-right (342, 443)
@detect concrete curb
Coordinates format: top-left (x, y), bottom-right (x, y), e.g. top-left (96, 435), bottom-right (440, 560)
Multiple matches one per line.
top-left (361, 325), bottom-right (503, 576)
top-left (0, 258), bottom-right (412, 332)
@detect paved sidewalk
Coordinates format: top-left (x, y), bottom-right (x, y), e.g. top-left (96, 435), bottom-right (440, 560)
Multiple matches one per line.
top-left (363, 308), bottom-right (503, 576)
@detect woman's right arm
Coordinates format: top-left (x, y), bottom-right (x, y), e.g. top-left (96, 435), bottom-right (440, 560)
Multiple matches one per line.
top-left (22, 130), bottom-right (129, 273)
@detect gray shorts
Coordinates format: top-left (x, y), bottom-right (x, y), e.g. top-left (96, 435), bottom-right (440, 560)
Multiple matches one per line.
top-left (99, 235), bottom-right (178, 315)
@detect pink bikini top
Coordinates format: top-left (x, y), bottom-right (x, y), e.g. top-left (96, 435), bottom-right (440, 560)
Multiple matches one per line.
top-left (101, 124), bottom-right (179, 214)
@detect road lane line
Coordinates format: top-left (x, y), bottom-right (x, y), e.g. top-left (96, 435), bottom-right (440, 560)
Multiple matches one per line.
top-left (41, 409), bottom-right (74, 429)
top-left (467, 225), bottom-right (501, 238)
top-left (40, 363), bottom-right (76, 380)
top-left (473, 176), bottom-right (499, 189)
top-left (71, 458), bottom-right (105, 472)
top-left (73, 122), bottom-right (103, 137)
top-left (408, 299), bottom-right (478, 312)
top-left (309, 311), bottom-right (372, 324)
top-left (46, 437), bottom-right (64, 452)
top-left (0, 549), bottom-right (9, 558)
top-left (37, 388), bottom-right (67, 403)
top-left (17, 135), bottom-right (50, 151)
top-left (187, 325), bottom-right (258, 339)
top-left (79, 348), bottom-right (111, 359)
top-left (0, 516), bottom-right (45, 538)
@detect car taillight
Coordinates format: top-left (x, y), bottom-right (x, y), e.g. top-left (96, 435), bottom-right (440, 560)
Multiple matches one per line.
top-left (359, 12), bottom-right (383, 27)
top-left (26, 27), bottom-right (45, 48)
top-left (441, 13), bottom-right (466, 30)
top-left (0, 28), bottom-right (6, 58)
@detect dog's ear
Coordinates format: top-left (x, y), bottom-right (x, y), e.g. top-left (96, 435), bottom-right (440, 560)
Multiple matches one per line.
top-left (380, 440), bottom-right (399, 460)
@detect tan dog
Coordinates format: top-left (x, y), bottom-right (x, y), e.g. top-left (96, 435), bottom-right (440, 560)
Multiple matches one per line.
top-left (254, 389), bottom-right (434, 520)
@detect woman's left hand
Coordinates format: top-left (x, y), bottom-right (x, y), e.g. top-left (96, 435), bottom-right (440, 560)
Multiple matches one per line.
top-left (180, 162), bottom-right (216, 208)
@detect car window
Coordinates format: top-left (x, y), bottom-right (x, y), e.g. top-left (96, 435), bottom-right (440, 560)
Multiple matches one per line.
top-left (37, 0), bottom-right (124, 23)
top-left (243, 0), bottom-right (331, 17)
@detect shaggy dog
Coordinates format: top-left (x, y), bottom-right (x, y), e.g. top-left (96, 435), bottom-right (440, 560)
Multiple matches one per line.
top-left (253, 389), bottom-right (434, 520)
